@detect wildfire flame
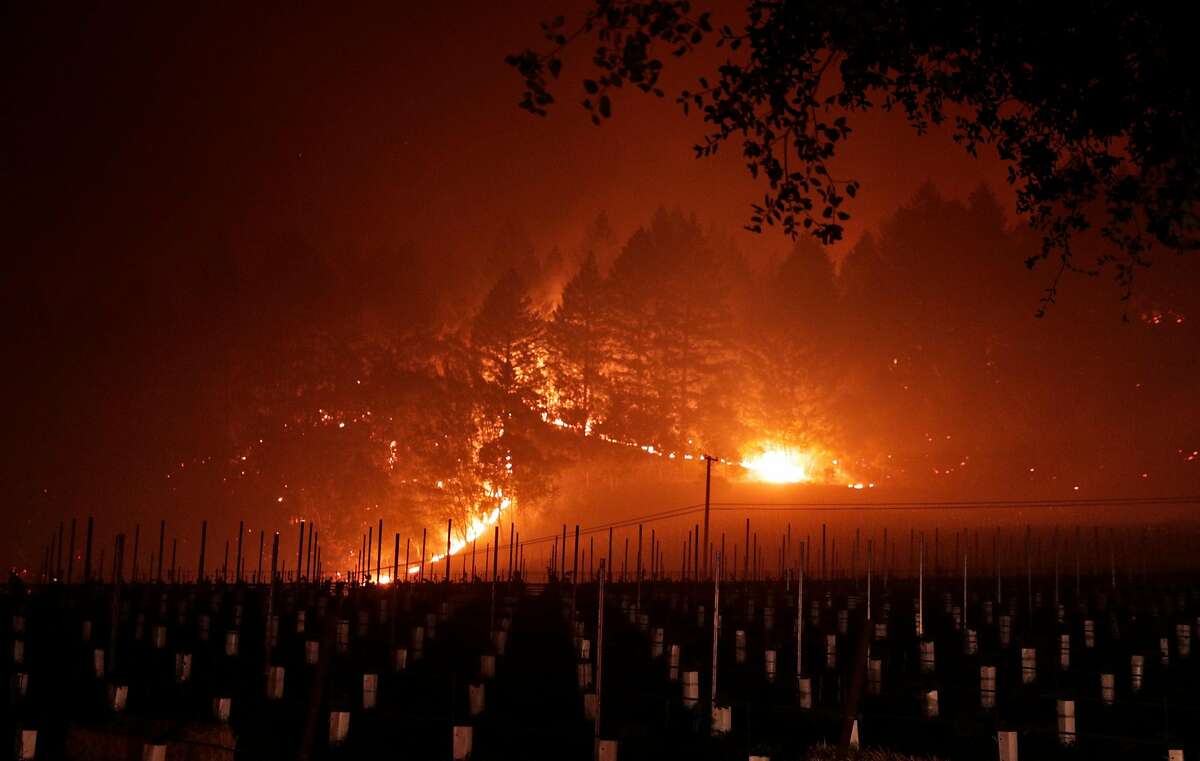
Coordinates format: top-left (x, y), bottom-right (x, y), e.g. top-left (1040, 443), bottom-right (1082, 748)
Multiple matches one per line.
top-left (338, 401), bottom-right (866, 579)
top-left (740, 446), bottom-right (814, 484)
top-left (406, 483), bottom-right (512, 575)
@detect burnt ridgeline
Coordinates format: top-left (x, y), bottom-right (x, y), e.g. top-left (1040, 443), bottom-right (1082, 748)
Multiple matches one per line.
top-left (6, 556), bottom-right (1200, 761)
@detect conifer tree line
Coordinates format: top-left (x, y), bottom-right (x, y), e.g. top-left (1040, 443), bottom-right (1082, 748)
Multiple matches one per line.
top-left (182, 184), bottom-right (1196, 557)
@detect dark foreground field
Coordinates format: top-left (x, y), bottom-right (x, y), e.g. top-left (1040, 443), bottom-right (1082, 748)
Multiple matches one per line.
top-left (5, 568), bottom-right (1199, 760)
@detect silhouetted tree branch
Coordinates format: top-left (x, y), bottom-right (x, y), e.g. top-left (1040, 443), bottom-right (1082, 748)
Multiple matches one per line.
top-left (508, 0), bottom-right (1199, 307)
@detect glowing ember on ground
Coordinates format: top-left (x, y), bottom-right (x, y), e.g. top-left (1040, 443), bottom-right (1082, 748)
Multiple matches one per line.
top-left (740, 447), bottom-right (813, 484)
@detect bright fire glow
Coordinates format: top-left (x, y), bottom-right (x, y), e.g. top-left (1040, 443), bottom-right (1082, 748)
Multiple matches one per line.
top-left (740, 447), bottom-right (813, 484)
top-left (406, 483), bottom-right (513, 575)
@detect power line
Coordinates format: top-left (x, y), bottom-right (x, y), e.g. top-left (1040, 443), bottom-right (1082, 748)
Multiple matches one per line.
top-left (474, 495), bottom-right (1200, 551)
top-left (711, 495), bottom-right (1200, 511)
top-left (493, 503), bottom-right (705, 549)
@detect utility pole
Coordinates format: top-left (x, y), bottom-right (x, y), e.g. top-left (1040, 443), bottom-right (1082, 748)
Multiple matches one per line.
top-left (702, 455), bottom-right (715, 579)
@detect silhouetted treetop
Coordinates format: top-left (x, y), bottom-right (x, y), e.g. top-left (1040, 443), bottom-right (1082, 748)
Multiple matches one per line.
top-left (508, 0), bottom-right (1199, 306)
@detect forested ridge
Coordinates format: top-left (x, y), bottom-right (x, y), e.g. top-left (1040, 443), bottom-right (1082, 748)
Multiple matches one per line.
top-left (149, 184), bottom-right (1198, 560)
